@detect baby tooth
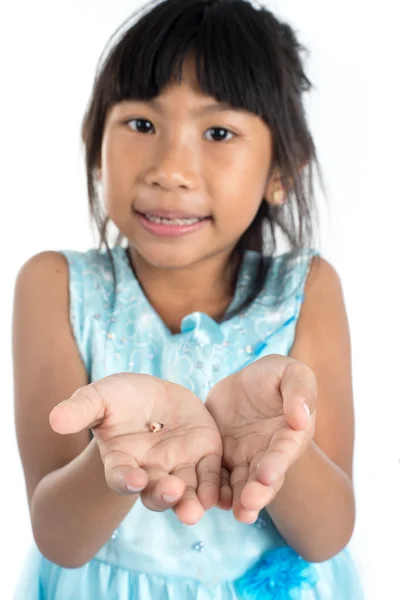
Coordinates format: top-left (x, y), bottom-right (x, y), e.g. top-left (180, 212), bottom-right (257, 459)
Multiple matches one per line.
top-left (145, 215), bottom-right (200, 225)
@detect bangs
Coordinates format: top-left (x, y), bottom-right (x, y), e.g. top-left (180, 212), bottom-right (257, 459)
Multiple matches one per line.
top-left (99, 0), bottom-right (286, 126)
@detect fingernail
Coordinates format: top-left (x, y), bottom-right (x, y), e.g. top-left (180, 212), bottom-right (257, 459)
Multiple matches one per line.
top-left (303, 403), bottom-right (310, 421)
top-left (126, 485), bottom-right (144, 493)
top-left (162, 494), bottom-right (180, 503)
top-left (249, 516), bottom-right (258, 524)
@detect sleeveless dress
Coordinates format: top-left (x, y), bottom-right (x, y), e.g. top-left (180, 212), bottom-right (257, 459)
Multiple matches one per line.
top-left (14, 246), bottom-right (364, 600)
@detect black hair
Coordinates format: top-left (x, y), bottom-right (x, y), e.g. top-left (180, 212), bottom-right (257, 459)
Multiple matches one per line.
top-left (81, 0), bottom-right (321, 317)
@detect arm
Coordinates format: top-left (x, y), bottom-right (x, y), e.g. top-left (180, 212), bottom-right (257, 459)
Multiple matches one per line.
top-left (266, 257), bottom-right (355, 562)
top-left (13, 252), bottom-right (137, 568)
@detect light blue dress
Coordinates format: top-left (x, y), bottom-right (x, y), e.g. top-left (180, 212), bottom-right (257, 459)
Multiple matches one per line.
top-left (14, 246), bottom-right (364, 600)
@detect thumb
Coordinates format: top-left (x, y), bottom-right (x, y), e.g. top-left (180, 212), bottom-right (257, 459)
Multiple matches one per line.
top-left (280, 361), bottom-right (317, 430)
top-left (49, 383), bottom-right (106, 434)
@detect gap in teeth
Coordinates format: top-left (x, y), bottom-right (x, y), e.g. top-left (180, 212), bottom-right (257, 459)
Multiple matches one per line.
top-left (145, 215), bottom-right (202, 225)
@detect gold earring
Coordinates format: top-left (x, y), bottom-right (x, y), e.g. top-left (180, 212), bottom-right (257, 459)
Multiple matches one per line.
top-left (272, 189), bottom-right (285, 206)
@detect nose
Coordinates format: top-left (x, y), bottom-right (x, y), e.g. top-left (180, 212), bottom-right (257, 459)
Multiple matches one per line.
top-left (143, 137), bottom-right (199, 192)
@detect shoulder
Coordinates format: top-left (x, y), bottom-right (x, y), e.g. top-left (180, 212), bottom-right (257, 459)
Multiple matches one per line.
top-left (13, 248), bottom-right (118, 375)
top-left (15, 247), bottom-right (116, 281)
top-left (13, 252), bottom-right (78, 374)
top-left (15, 247), bottom-right (126, 291)
top-left (14, 252), bottom-right (75, 343)
top-left (304, 255), bottom-right (342, 293)
top-left (15, 251), bottom-right (70, 296)
top-left (17, 250), bottom-right (68, 272)
top-left (14, 249), bottom-right (107, 294)
top-left (300, 256), bottom-right (345, 325)
top-left (13, 247), bottom-right (118, 317)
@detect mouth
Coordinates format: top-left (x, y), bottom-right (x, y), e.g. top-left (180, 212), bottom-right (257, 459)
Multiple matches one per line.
top-left (134, 210), bottom-right (212, 238)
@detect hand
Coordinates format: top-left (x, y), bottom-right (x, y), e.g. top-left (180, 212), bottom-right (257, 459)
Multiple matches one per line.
top-left (205, 354), bottom-right (316, 523)
top-left (50, 373), bottom-right (222, 525)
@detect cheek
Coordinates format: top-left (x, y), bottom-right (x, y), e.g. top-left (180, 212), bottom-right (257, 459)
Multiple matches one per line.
top-left (103, 144), bottom-right (130, 185)
top-left (208, 154), bottom-right (268, 228)
top-left (102, 146), bottom-right (138, 212)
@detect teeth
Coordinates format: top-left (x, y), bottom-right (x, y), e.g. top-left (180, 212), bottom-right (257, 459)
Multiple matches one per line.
top-left (144, 215), bottom-right (202, 225)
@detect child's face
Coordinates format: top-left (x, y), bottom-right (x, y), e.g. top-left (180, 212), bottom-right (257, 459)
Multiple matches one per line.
top-left (100, 60), bottom-right (273, 271)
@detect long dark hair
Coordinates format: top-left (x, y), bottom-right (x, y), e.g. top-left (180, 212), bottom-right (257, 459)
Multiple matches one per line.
top-left (81, 0), bottom-right (321, 316)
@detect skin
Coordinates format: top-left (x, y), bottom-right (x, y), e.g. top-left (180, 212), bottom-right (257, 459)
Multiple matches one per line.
top-left (14, 61), bottom-right (355, 568)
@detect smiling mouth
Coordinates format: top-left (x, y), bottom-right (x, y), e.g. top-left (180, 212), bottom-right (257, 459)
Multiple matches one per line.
top-left (134, 210), bottom-right (212, 238)
top-left (135, 209), bottom-right (211, 224)
top-left (140, 213), bottom-right (208, 225)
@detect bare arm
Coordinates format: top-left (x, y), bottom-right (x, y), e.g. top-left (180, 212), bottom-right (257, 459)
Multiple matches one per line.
top-left (266, 257), bottom-right (355, 562)
top-left (13, 252), bottom-right (136, 568)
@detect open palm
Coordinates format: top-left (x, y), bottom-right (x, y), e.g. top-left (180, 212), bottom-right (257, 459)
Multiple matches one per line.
top-left (50, 373), bottom-right (222, 525)
top-left (205, 354), bottom-right (316, 523)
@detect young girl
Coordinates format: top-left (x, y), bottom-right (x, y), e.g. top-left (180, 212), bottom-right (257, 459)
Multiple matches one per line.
top-left (13, 0), bottom-right (364, 598)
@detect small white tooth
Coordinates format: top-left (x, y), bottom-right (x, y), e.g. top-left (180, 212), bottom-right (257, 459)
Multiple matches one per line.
top-left (171, 218), bottom-right (199, 225)
top-left (146, 215), bottom-right (162, 223)
top-left (145, 215), bottom-right (201, 225)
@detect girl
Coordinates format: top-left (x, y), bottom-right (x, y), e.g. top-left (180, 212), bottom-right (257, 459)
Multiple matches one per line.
top-left (13, 0), bottom-right (364, 598)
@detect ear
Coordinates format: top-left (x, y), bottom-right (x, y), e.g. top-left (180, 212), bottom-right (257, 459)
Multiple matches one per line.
top-left (264, 163), bottom-right (307, 207)
top-left (265, 168), bottom-right (286, 207)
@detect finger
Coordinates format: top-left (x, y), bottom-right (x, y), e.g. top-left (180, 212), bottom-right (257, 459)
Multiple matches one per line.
top-left (172, 464), bottom-right (205, 525)
top-left (255, 427), bottom-right (306, 486)
top-left (217, 467), bottom-right (233, 510)
top-left (236, 475), bottom-right (285, 521)
top-left (239, 457), bottom-right (284, 512)
top-left (196, 453), bottom-right (221, 510)
top-left (49, 384), bottom-right (106, 434)
top-left (230, 462), bottom-right (254, 522)
top-left (101, 448), bottom-right (148, 494)
top-left (280, 362), bottom-right (317, 430)
top-left (140, 465), bottom-right (186, 512)
top-left (231, 457), bottom-right (273, 521)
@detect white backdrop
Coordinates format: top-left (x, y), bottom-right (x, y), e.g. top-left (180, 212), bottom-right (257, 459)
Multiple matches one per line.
top-left (1, 1), bottom-right (399, 599)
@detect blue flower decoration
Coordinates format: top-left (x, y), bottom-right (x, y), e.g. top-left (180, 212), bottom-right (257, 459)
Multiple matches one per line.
top-left (234, 547), bottom-right (318, 599)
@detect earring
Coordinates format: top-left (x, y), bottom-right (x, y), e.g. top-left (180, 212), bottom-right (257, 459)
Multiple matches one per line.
top-left (271, 188), bottom-right (285, 206)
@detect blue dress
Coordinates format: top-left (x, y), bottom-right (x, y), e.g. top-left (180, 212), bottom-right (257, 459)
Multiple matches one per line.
top-left (14, 246), bottom-right (364, 600)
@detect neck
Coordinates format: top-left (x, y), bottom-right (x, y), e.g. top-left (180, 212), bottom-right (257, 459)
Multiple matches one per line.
top-left (128, 248), bottom-right (238, 333)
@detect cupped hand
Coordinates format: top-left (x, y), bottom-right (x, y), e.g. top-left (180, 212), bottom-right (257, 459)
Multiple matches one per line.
top-left (50, 373), bottom-right (222, 525)
top-left (205, 354), bottom-right (316, 523)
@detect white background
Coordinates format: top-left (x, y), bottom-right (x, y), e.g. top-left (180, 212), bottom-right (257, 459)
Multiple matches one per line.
top-left (1, 1), bottom-right (399, 599)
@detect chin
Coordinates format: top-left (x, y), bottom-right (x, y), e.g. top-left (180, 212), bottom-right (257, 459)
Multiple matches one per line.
top-left (131, 244), bottom-right (206, 271)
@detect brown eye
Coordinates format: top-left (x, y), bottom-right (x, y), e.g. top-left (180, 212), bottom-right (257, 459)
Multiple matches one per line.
top-left (127, 118), bottom-right (155, 134)
top-left (204, 127), bottom-right (234, 142)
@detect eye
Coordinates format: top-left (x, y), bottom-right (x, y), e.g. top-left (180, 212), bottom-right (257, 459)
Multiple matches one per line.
top-left (126, 118), bottom-right (155, 134)
top-left (204, 127), bottom-right (235, 142)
